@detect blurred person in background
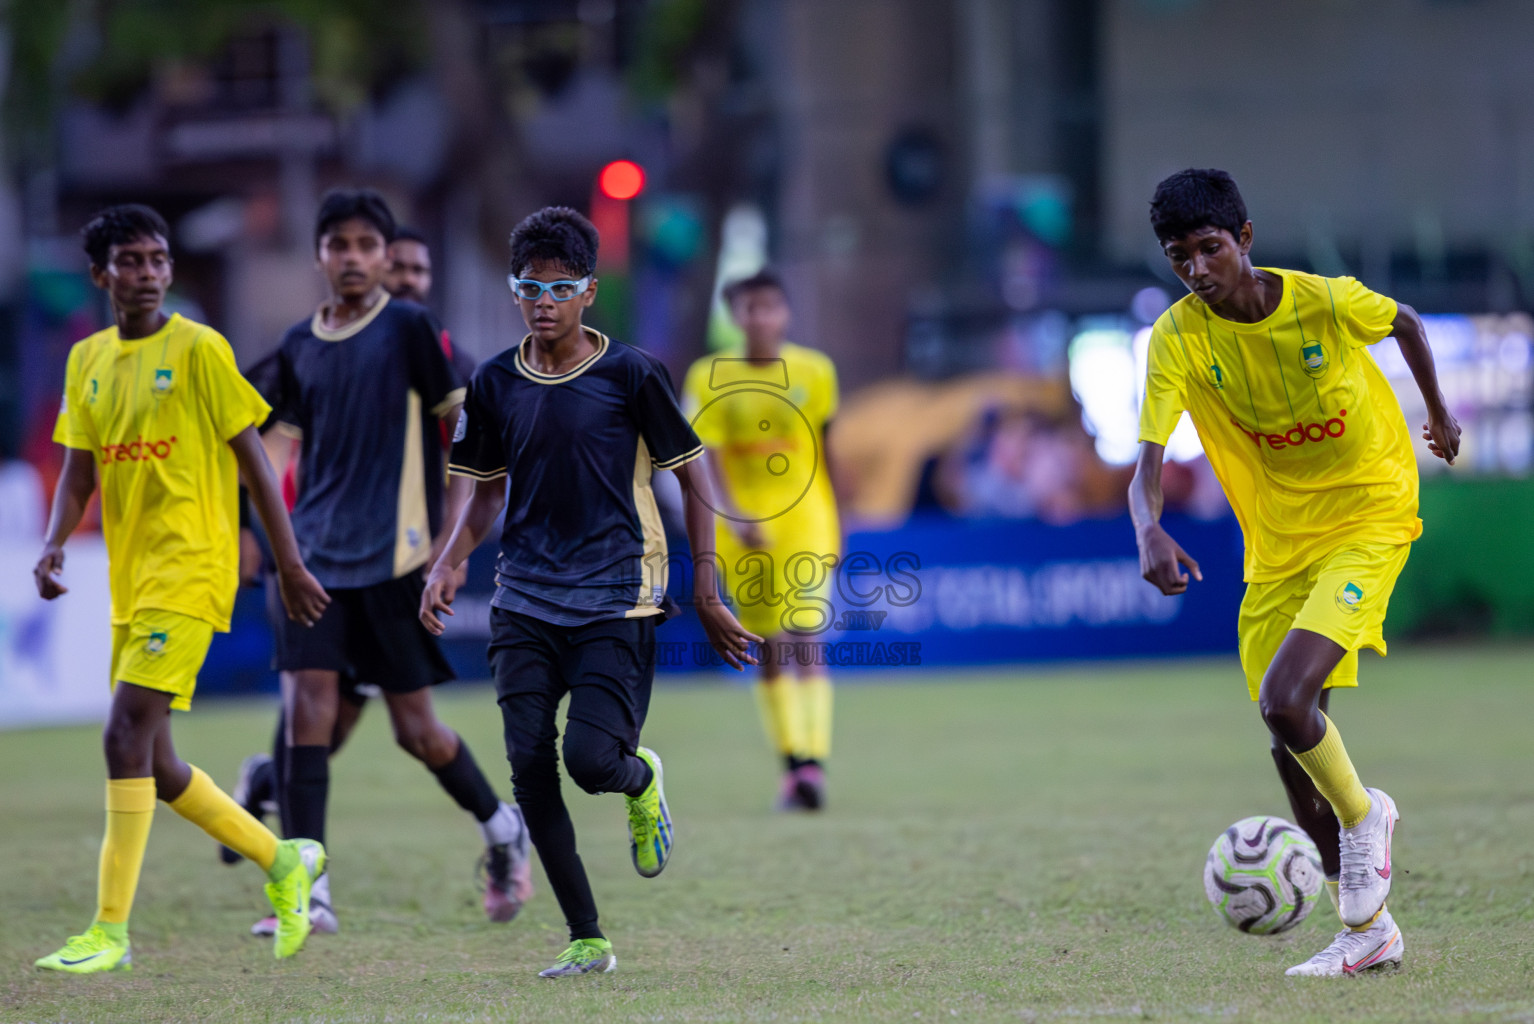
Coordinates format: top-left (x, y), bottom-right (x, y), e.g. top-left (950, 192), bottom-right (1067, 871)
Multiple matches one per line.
top-left (248, 188), bottom-right (529, 938)
top-left (1130, 168), bottom-right (1460, 978)
top-left (682, 269), bottom-right (842, 811)
top-left (225, 223), bottom-right (475, 872)
top-left (31, 204), bottom-right (329, 972)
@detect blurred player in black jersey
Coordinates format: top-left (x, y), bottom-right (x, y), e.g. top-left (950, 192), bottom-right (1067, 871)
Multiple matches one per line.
top-left (237, 189), bottom-right (530, 938)
top-left (421, 207), bottom-right (760, 978)
top-left (226, 222), bottom-right (479, 861)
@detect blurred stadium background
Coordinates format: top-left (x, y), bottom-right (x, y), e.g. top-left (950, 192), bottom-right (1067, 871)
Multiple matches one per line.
top-left (3, 3), bottom-right (1534, 1021)
top-left (1, 1), bottom-right (1533, 711)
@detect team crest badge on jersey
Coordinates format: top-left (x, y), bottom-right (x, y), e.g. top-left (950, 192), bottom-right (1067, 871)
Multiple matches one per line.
top-left (1208, 362), bottom-right (1226, 390)
top-left (88, 379), bottom-right (99, 404)
top-left (1335, 581), bottom-right (1364, 613)
top-left (1300, 341), bottom-right (1328, 379)
top-left (152, 366), bottom-right (174, 397)
top-left (146, 630), bottom-right (169, 656)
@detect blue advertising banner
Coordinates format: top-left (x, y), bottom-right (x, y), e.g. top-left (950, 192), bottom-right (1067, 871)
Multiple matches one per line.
top-left (201, 513), bottom-right (1246, 694)
top-left (655, 512), bottom-right (1246, 670)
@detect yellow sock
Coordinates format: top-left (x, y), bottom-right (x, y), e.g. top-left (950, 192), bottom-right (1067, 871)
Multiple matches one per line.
top-left (96, 778), bottom-right (156, 926)
top-left (1289, 713), bottom-right (1372, 828)
top-left (754, 679), bottom-right (806, 758)
top-left (800, 674), bottom-right (833, 761)
top-left (168, 765), bottom-right (279, 872)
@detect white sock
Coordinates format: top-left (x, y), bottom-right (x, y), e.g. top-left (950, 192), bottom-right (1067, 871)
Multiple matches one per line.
top-left (478, 802), bottom-right (523, 847)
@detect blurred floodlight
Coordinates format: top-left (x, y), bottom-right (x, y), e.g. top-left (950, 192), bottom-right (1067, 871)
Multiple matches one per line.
top-left (1069, 327), bottom-right (1140, 465)
top-left (598, 159), bottom-right (645, 201)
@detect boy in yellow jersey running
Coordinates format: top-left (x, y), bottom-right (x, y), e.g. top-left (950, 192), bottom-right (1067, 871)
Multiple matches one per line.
top-left (31, 205), bottom-right (331, 972)
top-left (682, 269), bottom-right (841, 810)
top-left (1129, 170), bottom-right (1461, 978)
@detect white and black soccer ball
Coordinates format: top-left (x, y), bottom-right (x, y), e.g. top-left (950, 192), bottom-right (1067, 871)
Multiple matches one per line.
top-left (1204, 815), bottom-right (1325, 935)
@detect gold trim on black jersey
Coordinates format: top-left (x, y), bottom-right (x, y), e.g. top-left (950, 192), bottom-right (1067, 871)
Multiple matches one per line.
top-left (310, 292), bottom-right (391, 342)
top-left (514, 326), bottom-right (609, 383)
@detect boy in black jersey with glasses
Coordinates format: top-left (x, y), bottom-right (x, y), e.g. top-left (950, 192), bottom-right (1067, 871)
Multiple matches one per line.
top-left (421, 206), bottom-right (759, 978)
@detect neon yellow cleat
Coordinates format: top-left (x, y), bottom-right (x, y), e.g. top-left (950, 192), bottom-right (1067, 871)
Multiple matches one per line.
top-left (264, 838), bottom-right (327, 959)
top-left (538, 938), bottom-right (617, 978)
top-left (35, 925), bottom-right (132, 974)
top-left (625, 747), bottom-right (673, 878)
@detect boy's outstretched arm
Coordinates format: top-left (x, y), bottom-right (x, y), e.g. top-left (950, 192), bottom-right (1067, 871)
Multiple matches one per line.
top-left (1390, 302), bottom-right (1462, 465)
top-left (1129, 441), bottom-right (1202, 596)
top-left (420, 476), bottom-right (505, 635)
top-left (230, 425), bottom-right (330, 626)
top-left (33, 448), bottom-right (97, 599)
top-left (673, 458), bottom-right (762, 670)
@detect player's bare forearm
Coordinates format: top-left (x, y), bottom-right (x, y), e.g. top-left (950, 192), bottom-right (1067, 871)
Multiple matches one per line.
top-left (420, 476), bottom-right (503, 635)
top-left (34, 448), bottom-right (97, 598)
top-left (232, 427), bottom-right (302, 573)
top-left (230, 426), bottom-right (329, 625)
top-left (675, 458), bottom-right (762, 669)
top-left (1391, 303), bottom-right (1462, 464)
top-left (435, 477), bottom-right (504, 574)
top-left (1129, 441), bottom-right (1201, 595)
top-left (674, 458), bottom-right (723, 602)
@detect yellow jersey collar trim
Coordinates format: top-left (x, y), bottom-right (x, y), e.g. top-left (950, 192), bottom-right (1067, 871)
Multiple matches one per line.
top-left (112, 312), bottom-right (182, 348)
top-left (311, 292), bottom-right (390, 342)
top-left (515, 326), bottom-right (609, 384)
top-left (1194, 267), bottom-right (1291, 332)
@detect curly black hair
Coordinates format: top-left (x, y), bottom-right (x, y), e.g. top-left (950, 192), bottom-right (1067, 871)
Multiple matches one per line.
top-left (80, 204), bottom-right (170, 269)
top-left (314, 187), bottom-right (396, 249)
top-left (1149, 168), bottom-right (1248, 244)
top-left (508, 207), bottom-right (599, 278)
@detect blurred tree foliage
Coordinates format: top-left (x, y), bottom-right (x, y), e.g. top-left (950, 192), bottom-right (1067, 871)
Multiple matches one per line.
top-left (3, 0), bottom-right (430, 167)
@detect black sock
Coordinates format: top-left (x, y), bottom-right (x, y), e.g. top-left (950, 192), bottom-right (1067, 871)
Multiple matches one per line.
top-left (785, 754), bottom-right (805, 772)
top-left (430, 736), bottom-right (500, 823)
top-left (272, 709), bottom-right (291, 836)
top-left (284, 744), bottom-right (330, 845)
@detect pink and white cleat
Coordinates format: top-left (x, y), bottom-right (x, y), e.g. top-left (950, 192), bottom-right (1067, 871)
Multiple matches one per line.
top-left (1286, 908), bottom-right (1403, 977)
top-left (1338, 787), bottom-right (1399, 927)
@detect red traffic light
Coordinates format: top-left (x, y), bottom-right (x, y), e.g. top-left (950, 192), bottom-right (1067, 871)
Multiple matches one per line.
top-left (598, 160), bottom-right (645, 201)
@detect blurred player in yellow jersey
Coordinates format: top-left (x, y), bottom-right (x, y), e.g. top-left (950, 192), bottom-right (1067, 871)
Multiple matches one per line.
top-left (1129, 170), bottom-right (1461, 978)
top-left (31, 205), bottom-right (331, 973)
top-left (682, 269), bottom-right (841, 810)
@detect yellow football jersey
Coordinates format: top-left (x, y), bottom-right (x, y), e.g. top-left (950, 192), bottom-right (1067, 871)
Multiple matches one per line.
top-left (54, 314), bottom-right (272, 629)
top-left (1139, 270), bottom-right (1420, 582)
top-left (681, 341), bottom-right (841, 549)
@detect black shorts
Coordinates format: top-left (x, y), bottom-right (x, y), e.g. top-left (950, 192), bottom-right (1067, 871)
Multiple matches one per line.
top-left (275, 573), bottom-right (455, 694)
top-left (488, 609), bottom-right (656, 751)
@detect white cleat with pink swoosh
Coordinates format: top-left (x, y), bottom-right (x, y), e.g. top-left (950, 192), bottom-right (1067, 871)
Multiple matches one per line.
top-left (1338, 787), bottom-right (1399, 928)
top-left (1285, 908), bottom-right (1404, 977)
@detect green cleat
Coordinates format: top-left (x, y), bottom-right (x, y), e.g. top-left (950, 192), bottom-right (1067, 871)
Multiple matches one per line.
top-left (538, 938), bottom-right (617, 978)
top-left (625, 746), bottom-right (672, 878)
top-left (264, 838), bottom-right (327, 959)
top-left (34, 925), bottom-right (132, 974)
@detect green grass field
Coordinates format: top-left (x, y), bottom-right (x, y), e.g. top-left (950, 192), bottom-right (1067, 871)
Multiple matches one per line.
top-left (2, 644), bottom-right (1531, 1023)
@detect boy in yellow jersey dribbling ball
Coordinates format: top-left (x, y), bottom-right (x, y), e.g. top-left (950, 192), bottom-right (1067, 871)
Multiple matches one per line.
top-left (31, 204), bottom-right (331, 973)
top-left (1129, 169), bottom-right (1461, 977)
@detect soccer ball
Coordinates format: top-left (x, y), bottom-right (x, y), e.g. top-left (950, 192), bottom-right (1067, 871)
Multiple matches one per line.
top-left (1204, 816), bottom-right (1325, 935)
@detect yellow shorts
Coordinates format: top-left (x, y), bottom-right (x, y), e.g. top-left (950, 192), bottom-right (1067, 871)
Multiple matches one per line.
top-left (110, 609), bottom-right (215, 711)
top-left (717, 532), bottom-right (841, 639)
top-left (1237, 542), bottom-right (1411, 701)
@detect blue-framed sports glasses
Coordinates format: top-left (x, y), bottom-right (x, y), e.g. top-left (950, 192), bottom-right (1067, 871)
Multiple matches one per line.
top-left (507, 275), bottom-right (592, 301)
